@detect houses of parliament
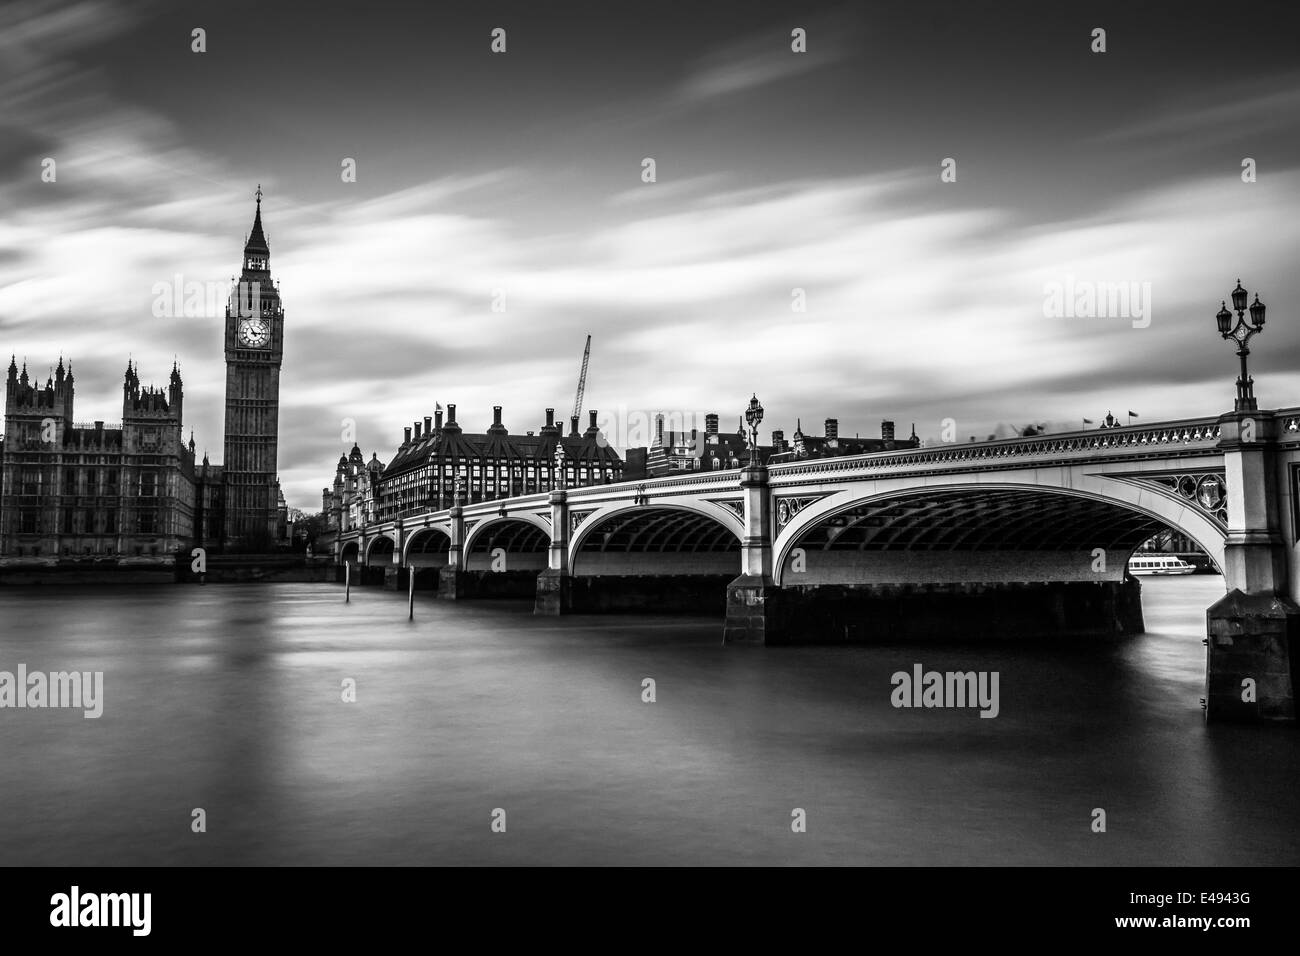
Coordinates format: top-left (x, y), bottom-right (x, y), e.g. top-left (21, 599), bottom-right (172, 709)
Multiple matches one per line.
top-left (0, 193), bottom-right (288, 558)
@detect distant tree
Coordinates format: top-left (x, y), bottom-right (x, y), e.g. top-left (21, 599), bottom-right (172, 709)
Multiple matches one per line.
top-left (295, 510), bottom-right (330, 545)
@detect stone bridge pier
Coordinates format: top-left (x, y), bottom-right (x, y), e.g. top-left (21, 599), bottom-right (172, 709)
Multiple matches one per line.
top-left (535, 489), bottom-right (571, 615)
top-left (1205, 410), bottom-right (1298, 723)
top-left (381, 518), bottom-right (407, 590)
top-left (437, 505), bottom-right (468, 598)
top-left (722, 464), bottom-right (780, 643)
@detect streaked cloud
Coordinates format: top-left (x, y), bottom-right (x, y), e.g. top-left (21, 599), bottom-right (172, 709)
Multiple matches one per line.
top-left (675, 8), bottom-right (856, 103)
top-left (2, 0), bottom-right (1298, 511)
top-left (1091, 75), bottom-right (1300, 147)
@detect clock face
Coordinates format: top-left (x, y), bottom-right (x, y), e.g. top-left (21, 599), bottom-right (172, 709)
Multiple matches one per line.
top-left (238, 318), bottom-right (271, 348)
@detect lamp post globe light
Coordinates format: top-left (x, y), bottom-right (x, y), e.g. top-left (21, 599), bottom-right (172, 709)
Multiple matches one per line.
top-left (554, 442), bottom-right (566, 490)
top-left (744, 393), bottom-right (764, 461)
top-left (1215, 279), bottom-right (1267, 411)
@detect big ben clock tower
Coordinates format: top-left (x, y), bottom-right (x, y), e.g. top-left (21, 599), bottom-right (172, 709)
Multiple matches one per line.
top-left (222, 186), bottom-right (284, 551)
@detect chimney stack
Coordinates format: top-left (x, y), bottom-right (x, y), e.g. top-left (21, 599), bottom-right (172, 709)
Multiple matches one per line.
top-left (446, 403), bottom-right (457, 425)
top-left (494, 405), bottom-right (503, 426)
top-left (435, 408), bottom-right (443, 430)
top-left (655, 413), bottom-right (665, 444)
top-left (881, 420), bottom-right (895, 443)
top-left (403, 426), bottom-right (412, 444)
top-left (546, 408), bottom-right (555, 428)
top-left (772, 428), bottom-right (784, 451)
top-left (424, 415), bottom-right (432, 434)
top-left (825, 418), bottom-right (838, 441)
top-left (569, 415), bottom-right (580, 437)
top-left (414, 421), bottom-right (422, 439)
top-left (705, 413), bottom-right (719, 437)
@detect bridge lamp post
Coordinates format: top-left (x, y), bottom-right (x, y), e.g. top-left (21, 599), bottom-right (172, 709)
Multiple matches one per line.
top-left (1215, 279), bottom-right (1266, 412)
top-left (744, 394), bottom-right (763, 464)
top-left (554, 443), bottom-right (567, 490)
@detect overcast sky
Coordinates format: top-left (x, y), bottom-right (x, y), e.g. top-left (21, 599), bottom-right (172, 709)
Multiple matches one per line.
top-left (2, 0), bottom-right (1299, 510)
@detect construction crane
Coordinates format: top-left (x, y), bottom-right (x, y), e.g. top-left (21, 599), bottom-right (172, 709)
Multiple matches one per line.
top-left (571, 334), bottom-right (592, 426)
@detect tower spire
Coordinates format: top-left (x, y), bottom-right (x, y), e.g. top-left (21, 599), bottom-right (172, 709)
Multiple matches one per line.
top-left (244, 186), bottom-right (269, 262)
top-left (224, 186), bottom-right (284, 550)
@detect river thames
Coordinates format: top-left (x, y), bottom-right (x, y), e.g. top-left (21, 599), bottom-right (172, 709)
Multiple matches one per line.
top-left (1, 575), bottom-right (1297, 866)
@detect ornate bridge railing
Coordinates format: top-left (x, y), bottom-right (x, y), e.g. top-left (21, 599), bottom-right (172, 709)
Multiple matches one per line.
top-left (339, 408), bottom-right (1300, 538)
top-left (767, 417), bottom-right (1228, 482)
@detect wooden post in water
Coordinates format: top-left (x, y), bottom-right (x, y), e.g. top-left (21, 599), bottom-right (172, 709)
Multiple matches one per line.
top-left (408, 563), bottom-right (415, 620)
top-left (345, 561), bottom-right (351, 603)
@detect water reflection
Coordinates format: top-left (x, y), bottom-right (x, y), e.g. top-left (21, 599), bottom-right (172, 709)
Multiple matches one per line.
top-left (0, 577), bottom-right (1296, 865)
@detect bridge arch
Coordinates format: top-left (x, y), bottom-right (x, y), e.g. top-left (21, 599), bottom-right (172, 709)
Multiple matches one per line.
top-left (569, 502), bottom-right (743, 576)
top-left (364, 534), bottom-right (395, 566)
top-left (773, 477), bottom-right (1226, 587)
top-left (339, 540), bottom-right (359, 566)
top-left (463, 514), bottom-right (551, 573)
top-left (402, 524), bottom-right (452, 565)
top-left (463, 513), bottom-right (551, 554)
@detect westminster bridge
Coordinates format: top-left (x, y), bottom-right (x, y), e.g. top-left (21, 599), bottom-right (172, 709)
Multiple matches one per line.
top-left (335, 406), bottom-right (1300, 725)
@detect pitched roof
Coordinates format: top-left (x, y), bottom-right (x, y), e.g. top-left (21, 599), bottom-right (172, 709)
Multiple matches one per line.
top-left (382, 421), bottom-right (621, 478)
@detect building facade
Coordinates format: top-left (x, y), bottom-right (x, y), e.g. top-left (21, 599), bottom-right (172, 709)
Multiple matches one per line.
top-left (766, 417), bottom-right (919, 464)
top-left (0, 357), bottom-right (197, 558)
top-left (194, 457), bottom-right (224, 546)
top-left (320, 443), bottom-right (386, 545)
top-left (645, 412), bottom-right (765, 476)
top-left (639, 411), bottom-right (917, 476)
top-left (321, 405), bottom-right (625, 533)
top-left (378, 405), bottom-right (623, 520)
